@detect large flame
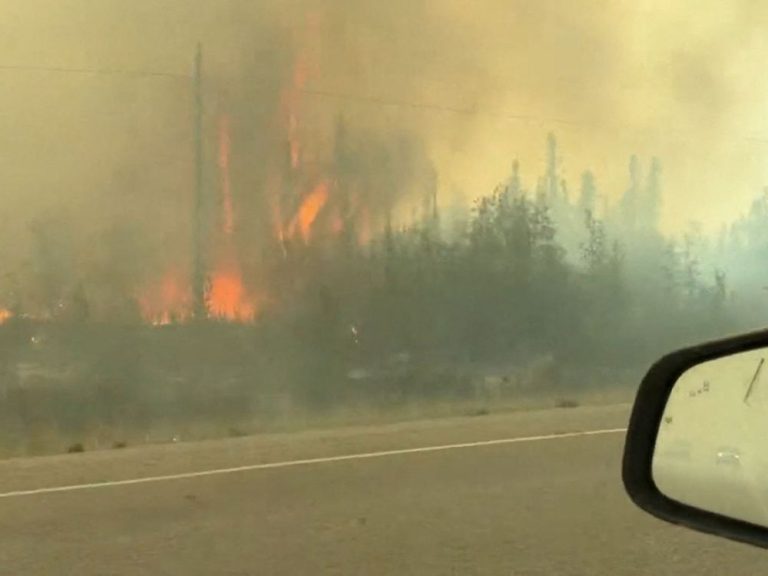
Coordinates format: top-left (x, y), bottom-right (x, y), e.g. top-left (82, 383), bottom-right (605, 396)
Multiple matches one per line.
top-left (138, 113), bottom-right (260, 326)
top-left (135, 14), bottom-right (385, 327)
top-left (287, 181), bottom-right (329, 242)
top-left (207, 269), bottom-right (256, 322)
top-left (271, 23), bottom-right (312, 240)
top-left (206, 113), bottom-right (259, 323)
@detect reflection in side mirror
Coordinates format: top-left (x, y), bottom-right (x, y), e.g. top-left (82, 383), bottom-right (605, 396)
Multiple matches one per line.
top-left (653, 348), bottom-right (768, 527)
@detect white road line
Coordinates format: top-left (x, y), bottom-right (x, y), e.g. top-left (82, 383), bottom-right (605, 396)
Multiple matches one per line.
top-left (0, 427), bottom-right (626, 499)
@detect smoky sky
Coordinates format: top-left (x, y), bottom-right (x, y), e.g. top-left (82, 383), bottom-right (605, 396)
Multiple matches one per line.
top-left (1, 0), bottom-right (768, 280)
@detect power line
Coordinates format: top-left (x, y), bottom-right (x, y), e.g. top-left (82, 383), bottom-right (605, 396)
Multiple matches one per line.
top-left (0, 61), bottom-right (587, 127)
top-left (297, 87), bottom-right (585, 128)
top-left (2, 60), bottom-right (768, 146)
top-left (297, 86), bottom-right (768, 147)
top-left (0, 63), bottom-right (188, 80)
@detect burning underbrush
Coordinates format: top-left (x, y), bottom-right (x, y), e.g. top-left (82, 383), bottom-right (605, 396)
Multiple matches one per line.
top-left (0, 271), bottom-right (642, 458)
top-left (0, 23), bottom-right (722, 458)
top-left (0, 15), bottom-right (436, 332)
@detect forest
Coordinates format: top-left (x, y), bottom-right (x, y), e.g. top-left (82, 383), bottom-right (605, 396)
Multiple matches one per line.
top-left (0, 132), bottom-right (765, 455)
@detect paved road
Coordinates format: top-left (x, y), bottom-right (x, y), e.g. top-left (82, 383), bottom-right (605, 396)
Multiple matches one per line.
top-left (0, 405), bottom-right (765, 575)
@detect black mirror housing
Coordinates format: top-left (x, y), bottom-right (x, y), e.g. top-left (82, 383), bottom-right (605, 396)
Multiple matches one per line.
top-left (623, 327), bottom-right (768, 549)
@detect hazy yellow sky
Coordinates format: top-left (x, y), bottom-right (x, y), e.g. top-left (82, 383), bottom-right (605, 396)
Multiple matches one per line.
top-left (1, 0), bottom-right (768, 254)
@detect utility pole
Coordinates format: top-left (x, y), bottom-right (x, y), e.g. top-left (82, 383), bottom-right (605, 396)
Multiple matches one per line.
top-left (192, 43), bottom-right (207, 321)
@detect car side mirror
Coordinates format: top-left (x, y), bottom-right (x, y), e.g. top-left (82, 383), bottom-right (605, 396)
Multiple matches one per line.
top-left (623, 328), bottom-right (768, 548)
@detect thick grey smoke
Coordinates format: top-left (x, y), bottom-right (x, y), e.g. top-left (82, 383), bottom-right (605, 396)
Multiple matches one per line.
top-left (2, 0), bottom-right (768, 315)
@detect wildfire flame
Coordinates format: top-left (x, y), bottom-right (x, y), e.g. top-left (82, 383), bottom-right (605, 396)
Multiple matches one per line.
top-left (218, 115), bottom-right (235, 236)
top-left (285, 51), bottom-right (307, 170)
top-left (138, 269), bottom-right (193, 326)
top-left (206, 113), bottom-right (259, 322)
top-left (287, 180), bottom-right (329, 242)
top-left (138, 113), bottom-right (260, 326)
top-left (0, 308), bottom-right (13, 325)
top-left (272, 25), bottom-right (312, 239)
top-left (207, 270), bottom-right (256, 322)
top-left (136, 14), bottom-right (382, 327)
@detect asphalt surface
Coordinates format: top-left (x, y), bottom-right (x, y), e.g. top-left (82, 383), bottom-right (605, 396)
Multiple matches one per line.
top-left (1, 404), bottom-right (766, 575)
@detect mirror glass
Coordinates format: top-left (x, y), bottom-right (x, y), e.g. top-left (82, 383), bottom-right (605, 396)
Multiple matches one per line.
top-left (653, 346), bottom-right (768, 527)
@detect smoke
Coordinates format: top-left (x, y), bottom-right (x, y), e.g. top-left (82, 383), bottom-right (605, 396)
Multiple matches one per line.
top-left (2, 0), bottom-right (768, 315)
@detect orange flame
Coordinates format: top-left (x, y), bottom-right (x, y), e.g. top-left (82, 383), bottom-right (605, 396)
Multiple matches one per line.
top-left (138, 270), bottom-right (193, 325)
top-left (205, 114), bottom-right (259, 323)
top-left (288, 181), bottom-right (329, 242)
top-left (218, 115), bottom-right (235, 236)
top-left (0, 308), bottom-right (13, 325)
top-left (207, 269), bottom-right (256, 322)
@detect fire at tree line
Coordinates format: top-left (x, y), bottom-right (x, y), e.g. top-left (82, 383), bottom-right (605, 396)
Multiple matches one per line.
top-left (0, 132), bottom-right (766, 453)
